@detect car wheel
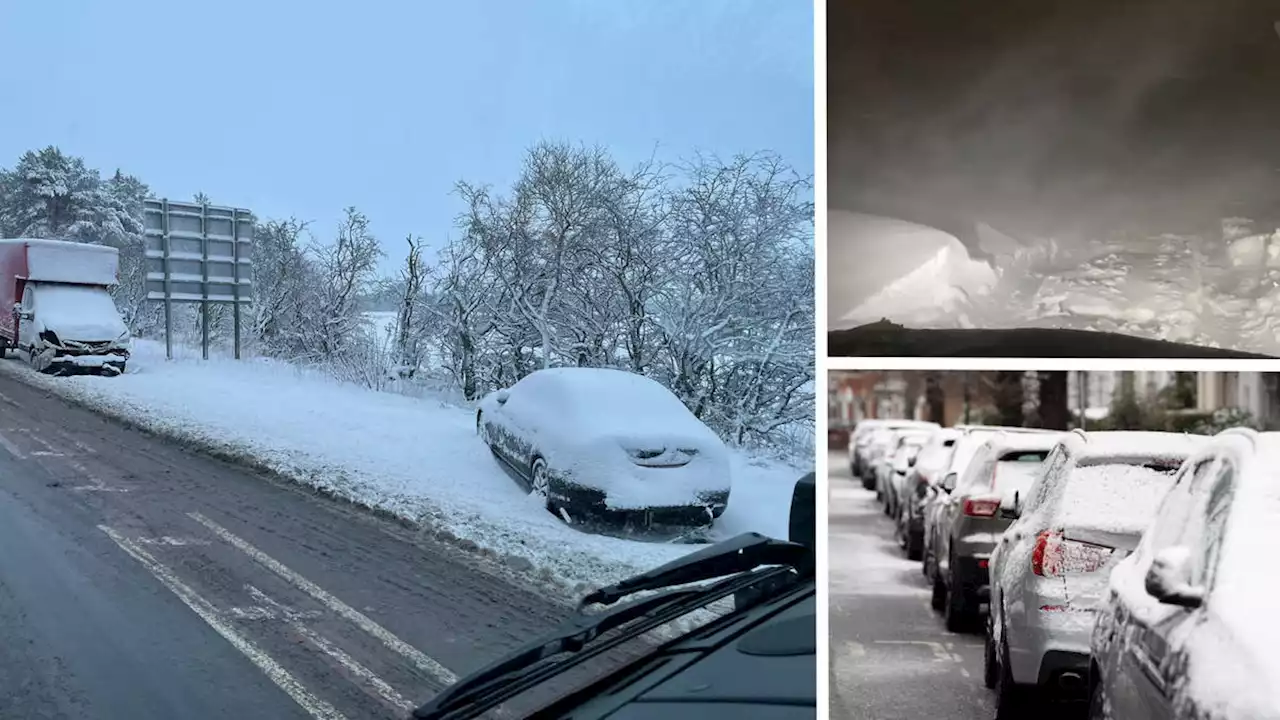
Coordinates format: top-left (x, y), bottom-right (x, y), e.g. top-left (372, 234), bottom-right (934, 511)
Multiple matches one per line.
top-left (530, 457), bottom-right (551, 504)
top-left (905, 526), bottom-right (923, 562)
top-left (995, 633), bottom-right (1033, 720)
top-left (944, 565), bottom-right (973, 633)
top-left (983, 617), bottom-right (999, 689)
top-left (1088, 671), bottom-right (1110, 720)
top-left (930, 572), bottom-right (946, 612)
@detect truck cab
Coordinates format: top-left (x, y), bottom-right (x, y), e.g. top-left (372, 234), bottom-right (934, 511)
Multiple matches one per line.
top-left (0, 239), bottom-right (131, 376)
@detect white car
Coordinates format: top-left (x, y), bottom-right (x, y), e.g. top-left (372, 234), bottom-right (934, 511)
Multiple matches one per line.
top-left (477, 367), bottom-right (731, 526)
top-left (850, 419), bottom-right (939, 488)
top-left (986, 430), bottom-right (1206, 718)
top-left (1091, 428), bottom-right (1280, 720)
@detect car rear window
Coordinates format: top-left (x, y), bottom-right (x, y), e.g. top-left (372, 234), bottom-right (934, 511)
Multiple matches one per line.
top-left (1059, 463), bottom-right (1179, 535)
top-left (993, 460), bottom-right (1044, 495)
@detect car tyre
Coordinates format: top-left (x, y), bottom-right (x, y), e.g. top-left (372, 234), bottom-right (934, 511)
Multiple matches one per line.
top-left (983, 618), bottom-right (999, 689)
top-left (943, 564), bottom-right (974, 633)
top-left (930, 572), bottom-right (946, 612)
top-left (1088, 669), bottom-right (1110, 720)
top-left (995, 633), bottom-right (1033, 720)
top-left (905, 527), bottom-right (923, 561)
top-left (530, 457), bottom-right (553, 512)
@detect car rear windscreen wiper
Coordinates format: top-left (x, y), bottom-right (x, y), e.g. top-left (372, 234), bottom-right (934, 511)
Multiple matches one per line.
top-left (410, 533), bottom-right (813, 720)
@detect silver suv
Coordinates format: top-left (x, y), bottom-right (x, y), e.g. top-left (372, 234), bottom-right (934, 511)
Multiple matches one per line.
top-left (930, 431), bottom-right (1063, 632)
top-left (986, 430), bottom-right (1205, 717)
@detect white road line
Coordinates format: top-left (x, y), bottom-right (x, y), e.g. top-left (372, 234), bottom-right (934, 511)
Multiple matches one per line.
top-left (66, 459), bottom-right (128, 493)
top-left (0, 431), bottom-right (26, 460)
top-left (249, 586), bottom-right (414, 714)
top-left (0, 391), bottom-right (20, 408)
top-left (98, 525), bottom-right (345, 720)
top-left (135, 536), bottom-right (213, 547)
top-left (32, 451), bottom-right (65, 457)
top-left (872, 640), bottom-right (957, 663)
top-left (189, 511), bottom-right (458, 687)
top-left (228, 606), bottom-right (324, 621)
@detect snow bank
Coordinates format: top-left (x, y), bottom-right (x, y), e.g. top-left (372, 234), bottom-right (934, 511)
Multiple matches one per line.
top-left (0, 340), bottom-right (806, 592)
top-left (837, 241), bottom-right (997, 328)
top-left (827, 212), bottom-right (995, 329)
top-left (33, 284), bottom-right (128, 342)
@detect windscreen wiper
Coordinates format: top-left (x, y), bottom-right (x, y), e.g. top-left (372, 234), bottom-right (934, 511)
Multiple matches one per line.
top-left (411, 533), bottom-right (812, 720)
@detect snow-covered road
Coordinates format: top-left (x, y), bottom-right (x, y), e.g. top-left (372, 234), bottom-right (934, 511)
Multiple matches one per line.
top-left (0, 340), bottom-right (807, 592)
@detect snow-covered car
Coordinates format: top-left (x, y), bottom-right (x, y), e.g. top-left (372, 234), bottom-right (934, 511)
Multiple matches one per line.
top-left (921, 425), bottom-right (1060, 583)
top-left (1090, 428), bottom-right (1280, 720)
top-left (476, 367), bottom-right (731, 526)
top-left (896, 427), bottom-right (960, 559)
top-left (850, 419), bottom-right (938, 488)
top-left (884, 432), bottom-right (931, 521)
top-left (986, 430), bottom-right (1205, 718)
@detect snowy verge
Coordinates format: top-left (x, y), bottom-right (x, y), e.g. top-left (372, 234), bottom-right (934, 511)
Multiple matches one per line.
top-left (0, 340), bottom-right (807, 596)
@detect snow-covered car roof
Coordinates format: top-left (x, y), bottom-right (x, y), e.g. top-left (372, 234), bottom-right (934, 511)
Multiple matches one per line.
top-left (513, 367), bottom-right (712, 439)
top-left (981, 431), bottom-right (1063, 454)
top-left (1069, 430), bottom-right (1206, 462)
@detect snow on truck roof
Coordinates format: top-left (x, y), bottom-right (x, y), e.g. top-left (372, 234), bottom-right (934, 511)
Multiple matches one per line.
top-left (0, 238), bottom-right (119, 255)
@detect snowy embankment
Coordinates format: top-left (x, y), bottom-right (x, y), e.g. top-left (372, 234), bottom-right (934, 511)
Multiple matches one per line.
top-left (827, 212), bottom-right (997, 330)
top-left (0, 340), bottom-right (805, 592)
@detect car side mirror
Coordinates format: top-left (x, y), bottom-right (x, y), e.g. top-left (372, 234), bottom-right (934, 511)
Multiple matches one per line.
top-left (908, 455), bottom-right (918, 467)
top-left (941, 472), bottom-right (957, 493)
top-left (788, 472), bottom-right (815, 550)
top-left (495, 389), bottom-right (510, 405)
top-left (999, 491), bottom-right (1020, 520)
top-left (1144, 547), bottom-right (1204, 608)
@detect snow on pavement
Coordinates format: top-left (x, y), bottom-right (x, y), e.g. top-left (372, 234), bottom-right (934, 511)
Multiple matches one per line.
top-left (0, 340), bottom-right (806, 592)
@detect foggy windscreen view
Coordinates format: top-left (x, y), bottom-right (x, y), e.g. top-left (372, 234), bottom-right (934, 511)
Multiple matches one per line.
top-left (828, 0), bottom-right (1280, 354)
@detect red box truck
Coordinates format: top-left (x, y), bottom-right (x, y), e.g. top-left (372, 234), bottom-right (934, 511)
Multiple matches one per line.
top-left (0, 239), bottom-right (131, 375)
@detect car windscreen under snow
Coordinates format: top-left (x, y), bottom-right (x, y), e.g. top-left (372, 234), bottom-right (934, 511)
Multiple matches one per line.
top-left (33, 284), bottom-right (127, 342)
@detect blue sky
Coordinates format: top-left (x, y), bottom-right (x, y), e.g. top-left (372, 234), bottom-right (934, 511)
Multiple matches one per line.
top-left (0, 0), bottom-right (813, 273)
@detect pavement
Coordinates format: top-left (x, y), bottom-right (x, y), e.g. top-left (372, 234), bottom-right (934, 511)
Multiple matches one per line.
top-left (828, 457), bottom-right (993, 720)
top-left (0, 371), bottom-right (581, 720)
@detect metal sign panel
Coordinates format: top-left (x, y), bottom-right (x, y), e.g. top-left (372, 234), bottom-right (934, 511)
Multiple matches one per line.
top-left (143, 199), bottom-right (255, 360)
top-left (143, 199), bottom-right (254, 303)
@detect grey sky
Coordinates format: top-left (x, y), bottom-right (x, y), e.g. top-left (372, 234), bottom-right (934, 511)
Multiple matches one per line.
top-left (0, 0), bottom-right (813, 273)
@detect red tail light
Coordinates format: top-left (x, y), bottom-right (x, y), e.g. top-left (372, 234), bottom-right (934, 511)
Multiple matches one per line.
top-left (962, 497), bottom-right (1000, 517)
top-left (1031, 531), bottom-right (1114, 576)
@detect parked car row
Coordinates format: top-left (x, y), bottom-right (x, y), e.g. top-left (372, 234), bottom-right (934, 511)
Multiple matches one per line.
top-left (847, 419), bottom-right (1280, 720)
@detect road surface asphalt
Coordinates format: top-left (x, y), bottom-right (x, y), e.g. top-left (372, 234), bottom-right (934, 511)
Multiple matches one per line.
top-left (828, 456), bottom-right (1085, 720)
top-left (0, 371), bottom-right (584, 720)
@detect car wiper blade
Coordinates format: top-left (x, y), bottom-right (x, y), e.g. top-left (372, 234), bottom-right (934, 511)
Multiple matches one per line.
top-left (413, 566), bottom-right (794, 720)
top-left (411, 533), bottom-right (811, 720)
top-left (578, 532), bottom-right (813, 610)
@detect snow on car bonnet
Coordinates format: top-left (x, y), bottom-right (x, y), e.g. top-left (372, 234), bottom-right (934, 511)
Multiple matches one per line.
top-left (1057, 463), bottom-right (1177, 536)
top-left (33, 284), bottom-right (128, 342)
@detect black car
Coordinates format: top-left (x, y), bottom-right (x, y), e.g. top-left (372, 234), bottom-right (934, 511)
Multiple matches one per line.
top-left (410, 472), bottom-right (816, 720)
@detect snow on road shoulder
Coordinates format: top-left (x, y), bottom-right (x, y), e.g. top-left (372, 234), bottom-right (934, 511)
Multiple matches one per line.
top-left (0, 340), bottom-right (806, 592)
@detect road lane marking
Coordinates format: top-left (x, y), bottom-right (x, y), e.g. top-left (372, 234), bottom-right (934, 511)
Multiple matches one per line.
top-left (189, 511), bottom-right (458, 687)
top-left (0, 431), bottom-right (26, 459)
top-left (249, 585), bottom-right (414, 714)
top-left (873, 640), bottom-right (958, 663)
top-left (66, 459), bottom-right (128, 493)
top-left (99, 525), bottom-right (345, 720)
top-left (228, 605), bottom-right (325, 621)
top-left (136, 536), bottom-right (213, 547)
top-left (0, 391), bottom-right (20, 408)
